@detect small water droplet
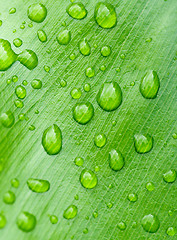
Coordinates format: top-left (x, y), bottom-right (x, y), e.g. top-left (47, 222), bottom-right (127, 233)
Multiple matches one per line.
top-left (44, 65), bottom-right (50, 72)
top-left (145, 37), bottom-right (152, 43)
top-left (14, 99), bottom-right (24, 108)
top-left (11, 178), bottom-right (19, 188)
top-left (101, 45), bottom-right (111, 57)
top-left (141, 214), bottom-right (160, 233)
top-left (145, 182), bottom-right (155, 192)
top-left (134, 134), bottom-right (153, 154)
top-left (108, 183), bottom-right (114, 189)
top-left (109, 149), bottom-right (124, 171)
top-left (37, 29), bottom-right (47, 42)
top-left (3, 191), bottom-right (16, 204)
top-left (100, 65), bottom-right (106, 71)
top-left (67, 3), bottom-right (87, 20)
top-left (83, 228), bottom-right (88, 234)
top-left (28, 22), bottom-right (33, 28)
top-left (70, 88), bottom-right (82, 99)
top-left (27, 3), bottom-right (47, 23)
top-left (29, 125), bottom-right (35, 131)
top-left (163, 169), bottom-right (176, 183)
top-left (166, 226), bottom-right (176, 236)
top-left (60, 79), bottom-right (67, 87)
top-left (94, 166), bottom-right (100, 172)
top-left (57, 30), bottom-right (71, 45)
top-left (42, 124), bottom-right (62, 155)
top-left (112, 120), bottom-right (117, 126)
top-left (130, 81), bottom-right (135, 86)
top-left (27, 178), bottom-right (50, 193)
top-left (79, 39), bottom-right (91, 56)
top-left (94, 133), bottom-right (107, 148)
top-left (80, 169), bottom-right (98, 189)
top-left (83, 83), bottom-right (91, 92)
top-left (15, 85), bottom-right (26, 99)
top-left (0, 20), bottom-right (2, 27)
top-left (107, 202), bottom-right (113, 208)
top-left (31, 79), bottom-right (42, 89)
top-left (18, 49), bottom-right (38, 70)
top-left (118, 221), bottom-right (126, 230)
top-left (120, 54), bottom-right (125, 59)
top-left (73, 102), bottom-right (94, 125)
top-left (6, 78), bottom-right (11, 85)
top-left (74, 157), bottom-right (84, 167)
top-left (69, 53), bottom-right (76, 60)
top-left (12, 75), bottom-right (18, 82)
top-left (22, 80), bottom-right (28, 86)
top-left (168, 210), bottom-right (173, 216)
top-left (50, 215), bottom-right (58, 224)
top-left (9, 8), bottom-right (16, 14)
top-left (132, 221), bottom-right (137, 228)
top-left (63, 205), bottom-right (78, 219)
top-left (127, 193), bottom-right (138, 202)
top-left (20, 24), bottom-right (25, 30)
top-left (74, 194), bottom-right (79, 200)
top-left (18, 113), bottom-right (25, 121)
top-left (13, 38), bottom-right (23, 48)
top-left (85, 67), bottom-right (95, 78)
top-left (17, 212), bottom-right (36, 232)
top-left (93, 211), bottom-right (98, 218)
top-left (172, 133), bottom-right (177, 139)
top-left (0, 111), bottom-right (15, 128)
top-left (116, 67), bottom-right (121, 72)
top-left (0, 213), bottom-right (6, 229)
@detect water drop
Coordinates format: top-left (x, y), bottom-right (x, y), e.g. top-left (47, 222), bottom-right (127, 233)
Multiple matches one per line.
top-left (42, 124), bottom-right (62, 155)
top-left (15, 85), bottom-right (26, 99)
top-left (109, 149), bottom-right (124, 171)
top-left (3, 191), bottom-right (16, 204)
top-left (60, 79), bottom-right (67, 87)
top-left (95, 166), bottom-right (100, 172)
top-left (79, 39), bottom-right (91, 56)
top-left (14, 99), bottom-right (24, 108)
top-left (70, 88), bottom-right (82, 99)
top-left (9, 8), bottom-right (16, 14)
top-left (73, 102), bottom-right (94, 125)
top-left (120, 54), bottom-right (125, 59)
top-left (0, 20), bottom-right (2, 27)
top-left (80, 169), bottom-right (98, 189)
top-left (85, 67), bottom-right (95, 78)
top-left (27, 178), bottom-right (50, 193)
top-left (107, 202), bottom-right (113, 208)
top-left (13, 38), bottom-right (23, 48)
top-left (100, 65), bottom-right (106, 71)
top-left (69, 53), bottom-right (76, 60)
top-left (94, 133), bottom-right (107, 148)
top-left (97, 81), bottom-right (122, 111)
top-left (116, 67), bottom-right (121, 72)
top-left (83, 228), bottom-right (88, 234)
top-left (83, 83), bottom-right (91, 92)
top-left (57, 30), bottom-right (71, 45)
top-left (93, 211), bottom-right (98, 218)
top-left (37, 29), bottom-right (47, 42)
top-left (94, 2), bottom-right (117, 29)
top-left (20, 25), bottom-right (25, 30)
top-left (18, 113), bottom-right (25, 121)
top-left (134, 134), bottom-right (153, 154)
top-left (127, 193), bottom-right (138, 202)
top-left (50, 215), bottom-right (58, 224)
top-left (29, 125), bottom-right (36, 131)
top-left (63, 205), bottom-right (78, 219)
top-left (118, 221), bottom-right (126, 230)
top-left (18, 49), bottom-right (38, 70)
top-left (141, 214), bottom-right (160, 233)
top-left (0, 111), bottom-right (15, 128)
top-left (140, 70), bottom-right (160, 99)
top-left (146, 37), bottom-right (152, 43)
top-left (66, 3), bottom-right (87, 20)
top-left (163, 169), bottom-right (176, 183)
top-left (17, 212), bottom-right (36, 232)
top-left (44, 65), bottom-right (50, 72)
top-left (101, 45), bottom-right (111, 57)
top-left (145, 182), bottom-right (155, 192)
top-left (6, 78), bottom-right (11, 85)
top-left (28, 22), bottom-right (33, 28)
top-left (0, 213), bottom-right (6, 229)
top-left (166, 226), bottom-right (176, 236)
top-left (22, 80), bottom-right (28, 86)
top-left (31, 79), bottom-right (42, 89)
top-left (11, 178), bottom-right (19, 188)
top-left (74, 157), bottom-right (84, 167)
top-left (12, 75), bottom-right (18, 82)
top-left (74, 194), bottom-right (79, 200)
top-left (172, 133), bottom-right (177, 139)
top-left (27, 3), bottom-right (47, 23)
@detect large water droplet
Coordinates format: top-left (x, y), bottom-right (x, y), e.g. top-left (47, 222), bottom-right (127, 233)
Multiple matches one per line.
top-left (27, 178), bottom-right (50, 193)
top-left (0, 213), bottom-right (6, 229)
top-left (80, 169), bottom-right (98, 189)
top-left (94, 133), bottom-right (107, 148)
top-left (94, 2), bottom-right (117, 29)
top-left (17, 212), bottom-right (36, 232)
top-left (97, 82), bottom-right (122, 111)
top-left (42, 124), bottom-right (62, 155)
top-left (73, 102), bottom-right (94, 125)
top-left (134, 134), bottom-right (153, 154)
top-left (127, 193), bottom-right (138, 202)
top-left (109, 149), bottom-right (124, 171)
top-left (79, 39), bottom-right (91, 56)
top-left (31, 79), bottom-right (42, 89)
top-left (18, 50), bottom-right (38, 70)
top-left (163, 169), bottom-right (176, 183)
top-left (66, 3), bottom-right (87, 20)
top-left (37, 29), bottom-right (47, 42)
top-left (3, 191), bottom-right (16, 204)
top-left (70, 88), bottom-right (82, 99)
top-left (0, 111), bottom-right (15, 128)
top-left (15, 85), bottom-right (26, 99)
top-left (57, 30), bottom-right (71, 45)
top-left (0, 39), bottom-right (17, 71)
top-left (141, 214), bottom-right (160, 233)
top-left (27, 3), bottom-right (47, 23)
top-left (63, 205), bottom-right (78, 219)
top-left (140, 70), bottom-right (160, 99)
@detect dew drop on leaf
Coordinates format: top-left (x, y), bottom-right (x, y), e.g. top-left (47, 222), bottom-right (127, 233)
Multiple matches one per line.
top-left (11, 178), bottom-right (19, 188)
top-left (15, 85), bottom-right (26, 99)
top-left (117, 221), bottom-right (126, 230)
top-left (3, 190), bottom-right (16, 204)
top-left (166, 226), bottom-right (176, 236)
top-left (109, 149), bottom-right (124, 171)
top-left (14, 99), bottom-right (24, 108)
top-left (145, 182), bottom-right (155, 191)
top-left (134, 134), bottom-right (153, 154)
top-left (73, 102), bottom-right (94, 125)
top-left (79, 38), bottom-right (91, 56)
top-left (31, 79), bottom-right (42, 89)
top-left (27, 3), bottom-right (47, 23)
top-left (101, 45), bottom-right (111, 57)
top-left (74, 157), bottom-right (84, 167)
top-left (127, 193), bottom-right (138, 202)
top-left (163, 169), bottom-right (177, 183)
top-left (56, 30), bottom-right (71, 45)
top-left (70, 88), bottom-right (82, 99)
top-left (85, 67), bottom-right (95, 78)
top-left (141, 214), bottom-right (160, 233)
top-left (0, 213), bottom-right (6, 229)
top-left (63, 205), bottom-right (78, 220)
top-left (66, 3), bottom-right (87, 20)
top-left (94, 133), bottom-right (107, 148)
top-left (27, 178), bottom-right (50, 193)
top-left (80, 169), bottom-right (98, 189)
top-left (0, 111), bottom-right (15, 128)
top-left (18, 49), bottom-right (38, 70)
top-left (37, 29), bottom-right (47, 42)
top-left (17, 212), bottom-right (36, 232)
top-left (13, 38), bottom-right (23, 48)
top-left (50, 215), bottom-right (58, 224)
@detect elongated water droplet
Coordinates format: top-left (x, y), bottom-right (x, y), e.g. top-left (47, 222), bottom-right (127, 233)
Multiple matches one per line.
top-left (127, 193), bottom-right (138, 202)
top-left (134, 134), bottom-right (153, 154)
top-left (97, 82), bottom-right (122, 111)
top-left (101, 45), bottom-right (111, 57)
top-left (140, 70), bottom-right (160, 99)
top-left (63, 205), bottom-right (78, 219)
top-left (109, 149), bottom-right (124, 171)
top-left (118, 221), bottom-right (126, 230)
top-left (0, 39), bottom-right (17, 71)
top-left (15, 85), bottom-right (26, 99)
top-left (9, 7), bottom-right (16, 14)
top-left (11, 178), bottom-right (19, 188)
top-left (166, 226), bottom-right (176, 236)
top-left (13, 38), bottom-right (23, 48)
top-left (50, 215), bottom-right (58, 224)
top-left (0, 213), bottom-right (6, 229)
top-left (73, 102), bottom-right (94, 125)
top-left (141, 214), bottom-right (160, 233)
top-left (27, 178), bottom-right (50, 193)
top-left (44, 65), bottom-right (50, 72)
top-left (79, 39), bottom-right (91, 56)
top-left (94, 133), bottom-right (107, 148)
top-left (17, 212), bottom-right (36, 232)
top-left (57, 30), bottom-right (71, 45)
top-left (27, 3), bottom-right (47, 23)
top-left (0, 111), bottom-right (15, 128)
top-left (80, 169), bottom-right (98, 189)
top-left (93, 211), bottom-right (98, 218)
top-left (31, 79), bottom-right (42, 89)
top-left (37, 29), bottom-right (47, 42)
top-left (42, 124), bottom-right (62, 155)
top-left (83, 83), bottom-right (91, 92)
top-left (94, 2), bottom-right (117, 29)
top-left (66, 3), bottom-right (87, 20)
top-left (70, 88), bottom-right (82, 99)
top-left (74, 157), bottom-right (84, 167)
top-left (18, 49), bottom-right (38, 70)
top-left (163, 169), bottom-right (176, 183)
top-left (3, 191), bottom-right (16, 204)
top-left (145, 182), bottom-right (155, 191)
top-left (85, 67), bottom-right (95, 78)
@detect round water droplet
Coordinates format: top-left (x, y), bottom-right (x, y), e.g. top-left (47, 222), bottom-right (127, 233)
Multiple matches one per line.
top-left (116, 67), bottom-right (121, 72)
top-left (0, 111), bottom-right (15, 128)
top-left (118, 221), bottom-right (126, 230)
top-left (15, 85), bottom-right (26, 99)
top-left (140, 70), bottom-right (160, 99)
top-left (145, 182), bottom-right (155, 192)
top-left (20, 24), bottom-right (25, 30)
top-left (120, 54), bottom-right (125, 59)
top-left (79, 39), bottom-right (91, 56)
top-left (93, 211), bottom-right (98, 218)
top-left (97, 81), bottom-right (122, 111)
top-left (57, 30), bottom-right (71, 45)
top-left (42, 124), bottom-right (62, 155)
top-left (0, 213), bottom-right (6, 229)
top-left (141, 214), bottom-right (160, 233)
top-left (83, 83), bottom-right (91, 92)
top-left (172, 133), bottom-right (177, 139)
top-left (132, 221), bottom-right (137, 228)
top-left (134, 134), bottom-right (153, 154)
top-left (107, 202), bottom-right (113, 208)
top-left (12, 75), bottom-right (18, 82)
top-left (109, 149), bottom-right (124, 171)
top-left (22, 80), bottom-right (28, 86)
top-left (94, 133), bottom-right (107, 148)
top-left (27, 178), bottom-right (50, 193)
top-left (163, 169), bottom-right (176, 183)
top-left (101, 45), bottom-right (111, 57)
top-left (3, 191), bottom-right (16, 204)
top-left (66, 3), bottom-right (87, 20)
top-left (9, 7), bottom-right (16, 14)
top-left (11, 178), bottom-right (19, 188)
top-left (17, 212), bottom-right (36, 232)
top-left (100, 65), bottom-right (106, 71)
top-left (63, 205), bottom-right (78, 220)
top-left (166, 226), bottom-right (176, 236)
top-left (85, 67), bottom-right (95, 78)
top-left (69, 53), bottom-right (76, 60)
top-left (83, 228), bottom-right (88, 234)
top-left (31, 79), bottom-right (42, 89)
top-left (6, 78), bottom-right (11, 85)
top-left (74, 157), bottom-right (84, 167)
top-left (94, 2), bottom-right (117, 29)
top-left (80, 169), bottom-right (98, 189)
top-left (18, 49), bottom-right (38, 70)
top-left (146, 37), bottom-right (152, 43)
top-left (73, 102), bottom-right (94, 125)
top-left (37, 29), bottom-right (47, 42)
top-left (70, 88), bottom-right (82, 99)
top-left (14, 99), bottom-right (24, 108)
top-left (13, 38), bottom-right (23, 48)
top-left (60, 79), bottom-right (67, 87)
top-left (0, 39), bottom-right (17, 71)
top-left (27, 3), bottom-right (47, 23)
top-left (50, 215), bottom-right (58, 224)
top-left (127, 193), bottom-right (138, 202)
top-left (44, 65), bottom-right (50, 72)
